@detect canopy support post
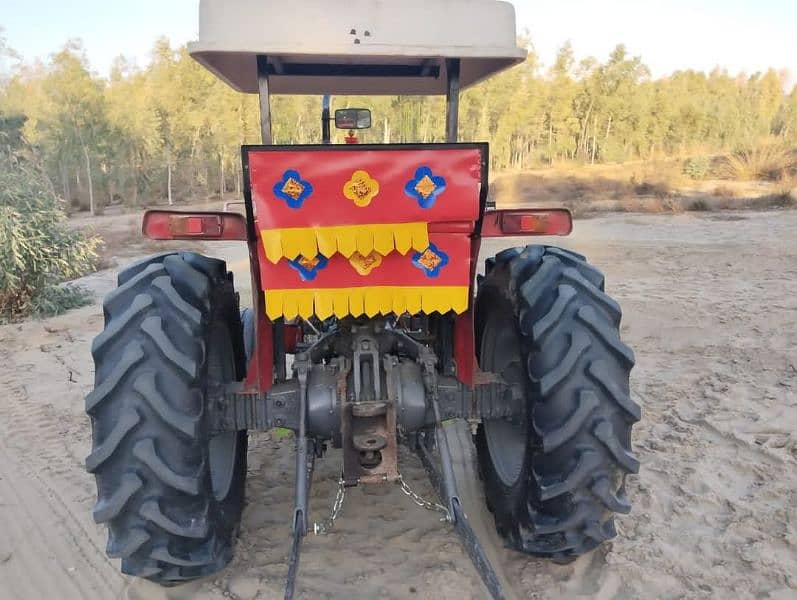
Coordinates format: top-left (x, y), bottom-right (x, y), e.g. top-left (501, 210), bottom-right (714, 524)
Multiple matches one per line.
top-left (322, 95), bottom-right (332, 144)
top-left (445, 59), bottom-right (461, 143)
top-left (255, 54), bottom-right (286, 381)
top-left (256, 55), bottom-right (273, 145)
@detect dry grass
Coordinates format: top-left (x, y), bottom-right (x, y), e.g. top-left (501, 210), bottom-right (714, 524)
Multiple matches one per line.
top-left (492, 160), bottom-right (681, 206)
top-left (74, 215), bottom-right (207, 271)
top-left (774, 175), bottom-right (797, 200)
top-left (711, 184), bottom-right (741, 198)
top-left (492, 154), bottom-right (797, 216)
top-left (718, 143), bottom-right (797, 181)
top-left (92, 227), bottom-right (165, 270)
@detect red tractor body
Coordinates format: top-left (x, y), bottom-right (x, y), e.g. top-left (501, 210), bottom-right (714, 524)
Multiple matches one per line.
top-left (88, 3), bottom-right (636, 597)
top-left (145, 145), bottom-right (572, 393)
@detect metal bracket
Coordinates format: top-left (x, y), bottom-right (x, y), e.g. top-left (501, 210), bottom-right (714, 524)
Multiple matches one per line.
top-left (436, 376), bottom-right (523, 422)
top-left (210, 381), bottom-right (300, 432)
top-left (285, 352), bottom-right (313, 600)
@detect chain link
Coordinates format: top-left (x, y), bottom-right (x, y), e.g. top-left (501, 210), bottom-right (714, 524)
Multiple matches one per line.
top-left (398, 475), bottom-right (451, 522)
top-left (313, 475), bottom-right (346, 535)
top-left (314, 473), bottom-right (451, 534)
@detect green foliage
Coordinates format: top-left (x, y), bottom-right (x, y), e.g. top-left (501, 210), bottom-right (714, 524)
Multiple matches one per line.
top-left (0, 37), bottom-right (795, 209)
top-left (683, 156), bottom-right (711, 180)
top-left (0, 115), bottom-right (100, 320)
top-left (27, 282), bottom-right (93, 317)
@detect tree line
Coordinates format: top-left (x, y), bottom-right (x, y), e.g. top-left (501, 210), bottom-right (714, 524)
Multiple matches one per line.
top-left (1, 36), bottom-right (795, 212)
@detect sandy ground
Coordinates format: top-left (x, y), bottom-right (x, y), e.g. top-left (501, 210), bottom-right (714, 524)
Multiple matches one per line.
top-left (0, 210), bottom-right (795, 599)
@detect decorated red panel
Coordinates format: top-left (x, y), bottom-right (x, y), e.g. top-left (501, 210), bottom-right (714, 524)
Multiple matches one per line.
top-left (245, 146), bottom-right (484, 229)
top-left (259, 233), bottom-right (470, 290)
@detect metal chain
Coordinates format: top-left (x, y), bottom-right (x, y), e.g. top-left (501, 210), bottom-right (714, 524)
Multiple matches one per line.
top-left (313, 475), bottom-right (346, 535)
top-left (398, 475), bottom-right (451, 522)
top-left (314, 473), bottom-right (451, 534)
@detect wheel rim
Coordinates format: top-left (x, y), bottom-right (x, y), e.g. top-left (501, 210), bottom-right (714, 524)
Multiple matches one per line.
top-left (481, 312), bottom-right (527, 488)
top-left (208, 322), bottom-right (239, 502)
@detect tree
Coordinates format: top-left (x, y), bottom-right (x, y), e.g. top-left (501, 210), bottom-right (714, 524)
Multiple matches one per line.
top-left (2, 35), bottom-right (795, 202)
top-left (544, 43), bottom-right (579, 162)
top-left (19, 41), bottom-right (110, 213)
top-left (0, 113), bottom-right (100, 318)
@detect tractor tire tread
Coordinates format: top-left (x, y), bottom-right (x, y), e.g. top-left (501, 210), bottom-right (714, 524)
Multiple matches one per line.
top-left (475, 244), bottom-right (638, 561)
top-left (106, 527), bottom-right (151, 559)
top-left (87, 252), bottom-right (246, 585)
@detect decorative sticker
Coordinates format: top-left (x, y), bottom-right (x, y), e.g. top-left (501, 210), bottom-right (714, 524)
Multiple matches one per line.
top-left (343, 170), bottom-right (380, 207)
top-left (404, 166), bottom-right (446, 208)
top-left (411, 243), bottom-right (449, 278)
top-left (288, 254), bottom-right (329, 281)
top-left (349, 251), bottom-right (383, 276)
top-left (274, 169), bottom-right (313, 209)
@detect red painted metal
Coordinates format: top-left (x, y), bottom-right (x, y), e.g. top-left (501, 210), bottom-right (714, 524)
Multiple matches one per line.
top-left (452, 218), bottom-right (484, 386)
top-left (245, 146), bottom-right (486, 392)
top-left (453, 308), bottom-right (476, 385)
top-left (238, 145), bottom-right (578, 393)
top-left (428, 221), bottom-right (474, 234)
top-left (247, 147), bottom-right (482, 229)
top-left (480, 208), bottom-right (572, 237)
top-left (241, 231), bottom-right (274, 393)
top-left (142, 210), bottom-right (248, 241)
top-left (283, 324), bottom-right (303, 353)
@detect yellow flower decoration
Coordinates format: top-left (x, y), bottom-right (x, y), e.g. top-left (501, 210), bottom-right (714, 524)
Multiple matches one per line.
top-left (343, 170), bottom-right (380, 207)
top-left (349, 251), bottom-right (383, 276)
top-left (416, 248), bottom-right (442, 271)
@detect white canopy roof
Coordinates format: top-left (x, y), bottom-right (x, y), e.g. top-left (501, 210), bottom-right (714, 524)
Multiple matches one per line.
top-left (188, 0), bottom-right (526, 95)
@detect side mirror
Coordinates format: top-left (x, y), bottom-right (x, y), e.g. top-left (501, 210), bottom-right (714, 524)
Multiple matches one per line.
top-left (334, 108), bottom-right (371, 130)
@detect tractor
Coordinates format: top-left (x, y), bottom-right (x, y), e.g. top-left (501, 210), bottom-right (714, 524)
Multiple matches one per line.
top-left (85, 1), bottom-right (640, 597)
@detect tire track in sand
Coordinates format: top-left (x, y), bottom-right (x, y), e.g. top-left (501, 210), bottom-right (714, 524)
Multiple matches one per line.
top-left (0, 344), bottom-right (125, 599)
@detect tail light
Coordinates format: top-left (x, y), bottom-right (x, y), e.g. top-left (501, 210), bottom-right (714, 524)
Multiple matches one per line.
top-left (142, 210), bottom-right (248, 241)
top-left (481, 209), bottom-right (572, 237)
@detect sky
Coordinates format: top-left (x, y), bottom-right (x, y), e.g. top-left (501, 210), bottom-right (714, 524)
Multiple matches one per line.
top-left (1, 0), bottom-right (796, 85)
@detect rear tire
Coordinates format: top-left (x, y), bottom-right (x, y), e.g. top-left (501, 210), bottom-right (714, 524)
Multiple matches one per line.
top-left (474, 245), bottom-right (640, 561)
top-left (86, 252), bottom-right (248, 584)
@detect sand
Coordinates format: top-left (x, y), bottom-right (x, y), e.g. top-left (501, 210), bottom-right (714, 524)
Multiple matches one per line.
top-left (0, 210), bottom-right (794, 599)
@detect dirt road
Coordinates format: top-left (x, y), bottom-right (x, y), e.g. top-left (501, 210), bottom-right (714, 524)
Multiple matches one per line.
top-left (0, 210), bottom-right (795, 599)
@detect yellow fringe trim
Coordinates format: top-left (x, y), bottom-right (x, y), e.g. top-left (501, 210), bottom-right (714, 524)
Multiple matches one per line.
top-left (265, 286), bottom-right (469, 320)
top-left (261, 222), bottom-right (429, 263)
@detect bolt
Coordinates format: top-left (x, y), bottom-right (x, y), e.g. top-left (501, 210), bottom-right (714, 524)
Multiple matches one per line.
top-left (275, 399), bottom-right (284, 408)
top-left (276, 418), bottom-right (283, 426)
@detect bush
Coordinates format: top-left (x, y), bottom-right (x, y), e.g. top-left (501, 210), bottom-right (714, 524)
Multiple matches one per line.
top-left (0, 115), bottom-right (101, 320)
top-left (719, 143), bottom-right (797, 181)
top-left (683, 156), bottom-right (711, 180)
top-left (711, 184), bottom-right (740, 198)
top-left (630, 175), bottom-right (672, 198)
top-left (687, 199), bottom-right (710, 211)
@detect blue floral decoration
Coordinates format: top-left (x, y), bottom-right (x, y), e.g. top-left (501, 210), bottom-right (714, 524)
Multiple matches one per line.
top-left (411, 243), bottom-right (449, 278)
top-left (404, 166), bottom-right (446, 208)
top-left (288, 255), bottom-right (328, 281)
top-left (273, 169), bottom-right (313, 209)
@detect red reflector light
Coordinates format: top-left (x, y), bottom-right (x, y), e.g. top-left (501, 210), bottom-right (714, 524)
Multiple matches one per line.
top-left (502, 213), bottom-right (549, 233)
top-left (481, 209), bottom-right (573, 237)
top-left (142, 210), bottom-right (248, 241)
top-left (175, 215), bottom-right (220, 236)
